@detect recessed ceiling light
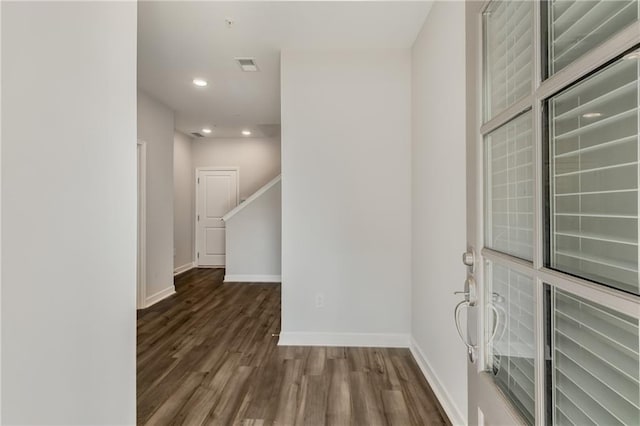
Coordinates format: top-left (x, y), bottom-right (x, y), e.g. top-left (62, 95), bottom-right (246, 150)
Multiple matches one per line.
top-left (193, 78), bottom-right (208, 87)
top-left (202, 128), bottom-right (212, 134)
top-left (242, 130), bottom-right (252, 136)
top-left (623, 51), bottom-right (640, 60)
top-left (582, 112), bottom-right (602, 118)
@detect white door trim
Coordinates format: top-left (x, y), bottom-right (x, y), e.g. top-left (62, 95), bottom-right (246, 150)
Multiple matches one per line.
top-left (0, 3), bottom-right (3, 417)
top-left (137, 140), bottom-right (147, 309)
top-left (194, 167), bottom-right (240, 267)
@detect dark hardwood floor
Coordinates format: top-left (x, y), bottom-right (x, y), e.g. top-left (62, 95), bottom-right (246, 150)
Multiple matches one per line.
top-left (137, 268), bottom-right (451, 425)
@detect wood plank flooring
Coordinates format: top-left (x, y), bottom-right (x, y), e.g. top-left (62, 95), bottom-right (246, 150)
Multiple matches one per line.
top-left (137, 268), bottom-right (451, 425)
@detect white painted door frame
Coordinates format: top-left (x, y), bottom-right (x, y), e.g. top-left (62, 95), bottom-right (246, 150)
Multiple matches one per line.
top-left (137, 140), bottom-right (147, 309)
top-left (194, 167), bottom-right (240, 267)
top-left (0, 4), bottom-right (3, 417)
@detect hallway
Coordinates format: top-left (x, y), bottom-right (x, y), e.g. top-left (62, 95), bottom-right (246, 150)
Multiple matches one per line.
top-left (137, 269), bottom-right (450, 425)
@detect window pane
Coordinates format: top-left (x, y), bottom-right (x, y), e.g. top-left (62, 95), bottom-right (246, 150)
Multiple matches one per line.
top-left (484, 0), bottom-right (533, 120)
top-left (549, 287), bottom-right (639, 425)
top-left (545, 53), bottom-right (640, 295)
top-left (486, 111), bottom-right (534, 260)
top-left (486, 262), bottom-right (536, 425)
top-left (547, 1), bottom-right (639, 75)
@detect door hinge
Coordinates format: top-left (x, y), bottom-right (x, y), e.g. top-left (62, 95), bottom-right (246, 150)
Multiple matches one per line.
top-left (197, 177), bottom-right (200, 184)
top-left (197, 214), bottom-right (200, 221)
top-left (197, 252), bottom-right (200, 259)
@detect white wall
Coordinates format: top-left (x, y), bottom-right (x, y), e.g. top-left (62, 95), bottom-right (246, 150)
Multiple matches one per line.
top-left (280, 49), bottom-right (411, 346)
top-left (191, 137), bottom-right (281, 200)
top-left (1, 2), bottom-right (136, 423)
top-left (174, 131), bottom-right (193, 271)
top-left (224, 179), bottom-right (281, 281)
top-left (410, 2), bottom-right (467, 424)
top-left (138, 90), bottom-right (175, 301)
top-left (0, 3), bottom-right (3, 418)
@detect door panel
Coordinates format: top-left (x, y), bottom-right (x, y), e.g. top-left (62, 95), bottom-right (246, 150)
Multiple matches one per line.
top-left (466, 1), bottom-right (640, 425)
top-left (205, 175), bottom-right (234, 218)
top-left (205, 228), bottom-right (226, 255)
top-left (197, 169), bottom-right (238, 266)
top-left (486, 262), bottom-right (536, 425)
top-left (545, 55), bottom-right (640, 295)
top-left (485, 112), bottom-right (535, 262)
top-left (476, 373), bottom-right (527, 426)
top-left (483, 0), bottom-right (533, 121)
top-left (549, 287), bottom-right (639, 425)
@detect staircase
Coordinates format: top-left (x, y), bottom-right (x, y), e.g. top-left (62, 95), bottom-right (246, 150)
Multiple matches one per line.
top-left (222, 175), bottom-right (281, 283)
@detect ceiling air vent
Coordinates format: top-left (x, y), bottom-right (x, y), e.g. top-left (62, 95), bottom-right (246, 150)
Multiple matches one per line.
top-left (191, 132), bottom-right (204, 138)
top-left (235, 57), bottom-right (259, 72)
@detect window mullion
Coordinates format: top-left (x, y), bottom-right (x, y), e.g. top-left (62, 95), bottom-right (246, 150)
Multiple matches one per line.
top-left (481, 96), bottom-right (533, 136)
top-left (533, 3), bottom-right (545, 426)
top-left (537, 21), bottom-right (640, 100)
top-left (482, 247), bottom-right (534, 275)
top-left (536, 267), bottom-right (640, 319)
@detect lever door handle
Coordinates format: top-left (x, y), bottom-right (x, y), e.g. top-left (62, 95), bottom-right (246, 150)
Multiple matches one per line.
top-left (454, 277), bottom-right (477, 305)
top-left (487, 303), bottom-right (500, 344)
top-left (454, 290), bottom-right (470, 302)
top-left (454, 300), bottom-right (477, 363)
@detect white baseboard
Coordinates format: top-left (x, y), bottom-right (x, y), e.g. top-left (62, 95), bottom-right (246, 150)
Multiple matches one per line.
top-left (144, 286), bottom-right (176, 308)
top-left (174, 262), bottom-right (195, 276)
top-left (224, 274), bottom-right (281, 283)
top-left (409, 336), bottom-right (466, 426)
top-left (278, 332), bottom-right (409, 348)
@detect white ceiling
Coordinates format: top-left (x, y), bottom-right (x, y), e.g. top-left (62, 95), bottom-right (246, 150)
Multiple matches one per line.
top-left (138, 1), bottom-right (432, 138)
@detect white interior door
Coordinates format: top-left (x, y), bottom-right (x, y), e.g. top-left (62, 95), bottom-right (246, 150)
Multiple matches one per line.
top-left (196, 168), bottom-right (238, 267)
top-left (464, 2), bottom-right (640, 426)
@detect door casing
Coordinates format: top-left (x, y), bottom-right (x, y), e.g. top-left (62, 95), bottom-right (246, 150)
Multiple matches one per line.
top-left (137, 140), bottom-right (147, 310)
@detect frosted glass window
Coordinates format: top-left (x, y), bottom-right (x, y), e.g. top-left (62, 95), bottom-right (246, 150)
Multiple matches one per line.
top-left (547, 1), bottom-right (639, 75)
top-left (546, 53), bottom-right (640, 295)
top-left (486, 112), bottom-right (534, 261)
top-left (487, 262), bottom-right (535, 425)
top-left (550, 288), bottom-right (639, 425)
top-left (483, 0), bottom-right (533, 121)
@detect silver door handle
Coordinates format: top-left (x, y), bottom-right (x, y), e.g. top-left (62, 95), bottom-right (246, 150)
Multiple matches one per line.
top-left (453, 276), bottom-right (478, 362)
top-left (455, 277), bottom-right (477, 305)
top-left (453, 301), bottom-right (499, 361)
top-left (487, 303), bottom-right (500, 344)
top-left (454, 300), bottom-right (477, 363)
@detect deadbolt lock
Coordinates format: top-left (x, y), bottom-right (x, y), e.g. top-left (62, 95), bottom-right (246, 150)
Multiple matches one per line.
top-left (461, 249), bottom-right (475, 272)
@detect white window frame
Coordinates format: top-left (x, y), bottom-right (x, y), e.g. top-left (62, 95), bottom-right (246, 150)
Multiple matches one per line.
top-left (477, 1), bottom-right (640, 424)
